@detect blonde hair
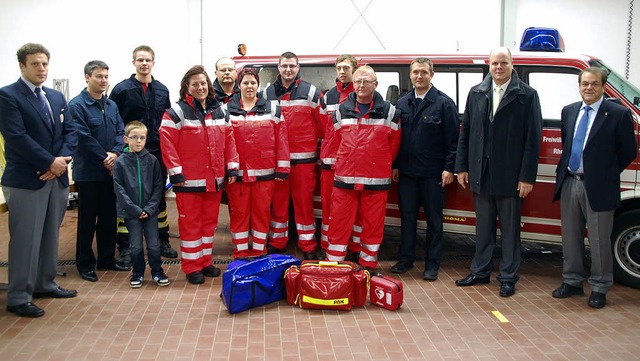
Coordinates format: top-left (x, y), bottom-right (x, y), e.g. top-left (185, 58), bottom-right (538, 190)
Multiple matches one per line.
top-left (124, 121), bottom-right (147, 136)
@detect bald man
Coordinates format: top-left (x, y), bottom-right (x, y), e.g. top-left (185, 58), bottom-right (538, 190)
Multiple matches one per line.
top-left (454, 47), bottom-right (542, 297)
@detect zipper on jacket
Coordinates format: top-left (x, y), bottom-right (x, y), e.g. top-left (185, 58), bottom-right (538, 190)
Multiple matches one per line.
top-left (137, 155), bottom-right (142, 207)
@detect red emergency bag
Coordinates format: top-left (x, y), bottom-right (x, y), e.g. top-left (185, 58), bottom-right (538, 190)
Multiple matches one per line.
top-left (284, 261), bottom-right (369, 311)
top-left (369, 274), bottom-right (403, 310)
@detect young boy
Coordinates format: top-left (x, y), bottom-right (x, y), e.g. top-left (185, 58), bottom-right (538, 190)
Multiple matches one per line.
top-left (113, 121), bottom-right (170, 287)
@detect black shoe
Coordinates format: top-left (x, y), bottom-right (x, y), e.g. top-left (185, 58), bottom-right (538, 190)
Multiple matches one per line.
top-left (499, 281), bottom-right (516, 297)
top-left (455, 273), bottom-right (491, 286)
top-left (97, 262), bottom-right (131, 272)
top-left (303, 251), bottom-right (317, 260)
top-left (390, 262), bottom-right (413, 274)
top-left (201, 265), bottom-right (221, 278)
top-left (317, 248), bottom-right (327, 260)
top-left (32, 287), bottom-right (77, 299)
top-left (267, 245), bottom-right (286, 254)
top-left (118, 248), bottom-right (132, 268)
top-left (552, 283), bottom-right (584, 298)
top-left (80, 270), bottom-right (99, 282)
top-left (346, 252), bottom-right (360, 264)
top-left (186, 271), bottom-right (205, 284)
top-left (6, 302), bottom-right (45, 318)
top-left (588, 291), bottom-right (607, 309)
top-left (422, 270), bottom-right (438, 281)
top-left (161, 240), bottom-right (178, 259)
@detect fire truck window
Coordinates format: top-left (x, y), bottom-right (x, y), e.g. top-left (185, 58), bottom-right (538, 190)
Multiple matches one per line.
top-left (426, 71), bottom-right (483, 115)
top-left (528, 72), bottom-right (579, 122)
top-left (458, 73), bottom-right (484, 114)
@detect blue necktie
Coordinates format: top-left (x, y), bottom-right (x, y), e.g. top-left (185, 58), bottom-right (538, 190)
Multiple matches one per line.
top-left (568, 105), bottom-right (591, 173)
top-left (34, 87), bottom-right (53, 126)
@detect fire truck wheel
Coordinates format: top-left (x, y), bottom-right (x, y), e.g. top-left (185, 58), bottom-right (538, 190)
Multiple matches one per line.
top-left (611, 210), bottom-right (640, 289)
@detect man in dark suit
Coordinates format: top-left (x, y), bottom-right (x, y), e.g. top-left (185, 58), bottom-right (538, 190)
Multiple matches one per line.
top-left (454, 47), bottom-right (542, 297)
top-left (0, 43), bottom-right (78, 317)
top-left (551, 67), bottom-right (637, 309)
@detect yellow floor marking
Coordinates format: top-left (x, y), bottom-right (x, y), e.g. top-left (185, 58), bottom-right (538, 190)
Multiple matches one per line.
top-left (492, 310), bottom-right (509, 323)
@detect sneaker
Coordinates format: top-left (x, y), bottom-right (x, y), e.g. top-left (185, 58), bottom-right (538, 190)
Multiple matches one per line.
top-left (129, 275), bottom-right (143, 288)
top-left (152, 273), bottom-right (170, 287)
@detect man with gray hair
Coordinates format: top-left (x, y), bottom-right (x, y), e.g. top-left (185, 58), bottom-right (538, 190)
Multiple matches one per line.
top-left (69, 60), bottom-right (127, 282)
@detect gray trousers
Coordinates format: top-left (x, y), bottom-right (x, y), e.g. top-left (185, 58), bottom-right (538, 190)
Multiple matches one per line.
top-left (470, 192), bottom-right (522, 283)
top-left (560, 177), bottom-right (614, 294)
top-left (3, 181), bottom-right (68, 306)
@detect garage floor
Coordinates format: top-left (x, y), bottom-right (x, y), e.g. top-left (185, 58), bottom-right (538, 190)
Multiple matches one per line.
top-left (0, 200), bottom-right (639, 361)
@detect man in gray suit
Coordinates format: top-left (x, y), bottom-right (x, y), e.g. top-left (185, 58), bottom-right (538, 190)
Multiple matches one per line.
top-left (0, 43), bottom-right (78, 317)
top-left (454, 47), bottom-right (542, 297)
top-left (551, 67), bottom-right (637, 309)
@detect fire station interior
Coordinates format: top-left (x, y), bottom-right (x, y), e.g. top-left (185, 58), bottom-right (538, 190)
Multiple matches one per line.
top-left (1, 1), bottom-right (640, 360)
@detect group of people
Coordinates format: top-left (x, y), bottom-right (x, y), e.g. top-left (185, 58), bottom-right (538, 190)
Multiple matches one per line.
top-left (0, 42), bottom-right (635, 318)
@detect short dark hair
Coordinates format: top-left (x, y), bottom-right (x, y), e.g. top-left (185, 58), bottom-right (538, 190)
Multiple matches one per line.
top-left (84, 60), bottom-right (109, 76)
top-left (579, 67), bottom-right (608, 85)
top-left (179, 65), bottom-right (215, 102)
top-left (279, 51), bottom-right (298, 65)
top-left (335, 54), bottom-right (358, 70)
top-left (410, 57), bottom-right (434, 73)
top-left (132, 45), bottom-right (155, 61)
top-left (17, 43), bottom-right (50, 65)
top-left (238, 68), bottom-right (260, 85)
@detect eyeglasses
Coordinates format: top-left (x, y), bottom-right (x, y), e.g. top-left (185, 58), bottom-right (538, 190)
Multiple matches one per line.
top-left (353, 80), bottom-right (375, 86)
top-left (580, 81), bottom-right (602, 88)
top-left (279, 64), bottom-right (298, 69)
top-left (218, 67), bottom-right (235, 73)
top-left (126, 135), bottom-right (146, 141)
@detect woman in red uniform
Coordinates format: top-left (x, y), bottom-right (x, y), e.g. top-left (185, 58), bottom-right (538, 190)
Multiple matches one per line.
top-left (160, 65), bottom-right (239, 284)
top-left (226, 68), bottom-right (289, 259)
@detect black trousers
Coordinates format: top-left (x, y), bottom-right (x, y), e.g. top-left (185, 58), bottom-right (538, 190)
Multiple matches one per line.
top-left (397, 175), bottom-right (445, 271)
top-left (75, 180), bottom-right (118, 272)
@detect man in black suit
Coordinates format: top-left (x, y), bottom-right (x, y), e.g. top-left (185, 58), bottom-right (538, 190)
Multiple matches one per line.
top-left (454, 47), bottom-right (542, 297)
top-left (551, 67), bottom-right (637, 309)
top-left (0, 43), bottom-right (78, 317)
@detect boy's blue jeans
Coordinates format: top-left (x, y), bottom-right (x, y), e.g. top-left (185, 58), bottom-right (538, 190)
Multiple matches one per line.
top-left (125, 216), bottom-right (164, 277)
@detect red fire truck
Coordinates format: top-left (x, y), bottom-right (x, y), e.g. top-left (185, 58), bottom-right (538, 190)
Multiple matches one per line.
top-left (232, 31), bottom-right (640, 288)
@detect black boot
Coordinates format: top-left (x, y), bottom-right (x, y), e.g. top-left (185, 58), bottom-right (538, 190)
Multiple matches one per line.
top-left (118, 247), bottom-right (132, 268)
top-left (159, 231), bottom-right (178, 259)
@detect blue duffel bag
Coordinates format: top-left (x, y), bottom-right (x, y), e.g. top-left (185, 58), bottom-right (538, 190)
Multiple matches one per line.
top-left (221, 254), bottom-right (301, 314)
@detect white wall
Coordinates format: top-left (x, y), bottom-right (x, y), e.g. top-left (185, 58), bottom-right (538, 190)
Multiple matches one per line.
top-left (0, 0), bottom-right (637, 101)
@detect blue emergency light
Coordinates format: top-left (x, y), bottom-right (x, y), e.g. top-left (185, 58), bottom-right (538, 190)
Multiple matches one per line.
top-left (519, 27), bottom-right (565, 52)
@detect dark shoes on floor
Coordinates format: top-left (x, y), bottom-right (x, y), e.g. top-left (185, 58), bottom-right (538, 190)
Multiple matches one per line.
top-left (588, 291), bottom-right (607, 309)
top-left (160, 240), bottom-right (178, 259)
top-left (303, 251), bottom-right (317, 260)
top-left (267, 245), bottom-right (286, 255)
top-left (552, 283), bottom-right (584, 298)
top-left (202, 265), bottom-right (221, 278)
top-left (80, 270), bottom-right (99, 282)
top-left (422, 270), bottom-right (438, 281)
top-left (32, 287), bottom-right (77, 299)
top-left (7, 302), bottom-right (45, 318)
top-left (97, 262), bottom-right (130, 272)
top-left (499, 282), bottom-right (516, 297)
top-left (390, 262), bottom-right (413, 274)
top-left (455, 273), bottom-right (490, 286)
top-left (186, 271), bottom-right (205, 284)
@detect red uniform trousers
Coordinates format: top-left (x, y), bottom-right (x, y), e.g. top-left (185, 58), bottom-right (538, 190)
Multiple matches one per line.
top-left (326, 187), bottom-right (388, 268)
top-left (176, 191), bottom-right (222, 275)
top-left (320, 168), bottom-right (362, 253)
top-left (269, 162), bottom-right (317, 252)
top-left (227, 180), bottom-right (274, 259)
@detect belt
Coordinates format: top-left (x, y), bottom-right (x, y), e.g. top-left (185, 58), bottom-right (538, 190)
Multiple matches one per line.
top-left (569, 173), bottom-right (584, 181)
